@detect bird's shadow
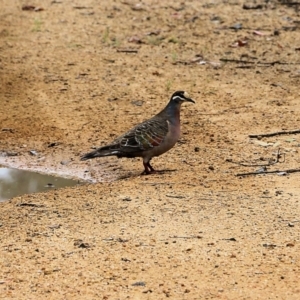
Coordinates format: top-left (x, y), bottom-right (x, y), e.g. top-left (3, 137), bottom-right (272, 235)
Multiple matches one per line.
top-left (149, 169), bottom-right (177, 175)
top-left (117, 169), bottom-right (177, 180)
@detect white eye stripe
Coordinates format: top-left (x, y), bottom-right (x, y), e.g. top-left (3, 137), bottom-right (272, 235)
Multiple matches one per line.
top-left (172, 95), bottom-right (185, 101)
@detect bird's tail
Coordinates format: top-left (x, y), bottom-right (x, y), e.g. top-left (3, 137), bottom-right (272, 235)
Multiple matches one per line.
top-left (80, 145), bottom-right (118, 161)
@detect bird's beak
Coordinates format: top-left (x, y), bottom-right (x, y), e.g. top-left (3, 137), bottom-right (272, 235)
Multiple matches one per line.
top-left (183, 91), bottom-right (195, 103)
top-left (185, 97), bottom-right (195, 104)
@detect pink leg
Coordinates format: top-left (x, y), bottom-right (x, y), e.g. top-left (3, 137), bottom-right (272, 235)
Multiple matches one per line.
top-left (142, 161), bottom-right (156, 175)
top-left (147, 161), bottom-right (155, 172)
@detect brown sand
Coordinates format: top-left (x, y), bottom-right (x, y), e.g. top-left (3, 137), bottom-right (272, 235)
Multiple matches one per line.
top-left (1, 0), bottom-right (300, 298)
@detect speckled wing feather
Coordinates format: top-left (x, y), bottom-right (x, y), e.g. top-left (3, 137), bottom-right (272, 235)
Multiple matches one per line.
top-left (113, 117), bottom-right (169, 154)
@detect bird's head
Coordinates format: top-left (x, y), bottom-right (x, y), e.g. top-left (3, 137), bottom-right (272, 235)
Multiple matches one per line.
top-left (170, 91), bottom-right (195, 104)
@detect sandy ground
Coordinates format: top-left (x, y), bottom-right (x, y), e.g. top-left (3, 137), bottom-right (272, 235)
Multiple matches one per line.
top-left (1, 0), bottom-right (300, 299)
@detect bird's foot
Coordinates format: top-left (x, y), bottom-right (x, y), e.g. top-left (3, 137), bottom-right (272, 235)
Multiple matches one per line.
top-left (141, 169), bottom-right (157, 175)
top-left (142, 162), bottom-right (157, 175)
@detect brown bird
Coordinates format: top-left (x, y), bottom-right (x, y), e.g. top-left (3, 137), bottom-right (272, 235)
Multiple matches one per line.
top-left (81, 91), bottom-right (195, 174)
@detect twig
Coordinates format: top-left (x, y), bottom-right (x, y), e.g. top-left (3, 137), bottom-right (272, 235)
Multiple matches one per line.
top-left (17, 203), bottom-right (45, 207)
top-left (227, 149), bottom-right (284, 167)
top-left (220, 58), bottom-right (255, 64)
top-left (74, 121), bottom-right (92, 131)
top-left (166, 194), bottom-right (185, 199)
top-left (270, 83), bottom-right (290, 92)
top-left (220, 58), bottom-right (300, 66)
top-left (236, 65), bottom-right (254, 69)
top-left (236, 168), bottom-right (300, 177)
top-left (222, 238), bottom-right (237, 241)
top-left (279, 2), bottom-right (300, 7)
top-left (142, 182), bottom-right (176, 185)
top-left (170, 235), bottom-right (202, 239)
top-left (249, 129), bottom-right (300, 138)
top-left (257, 60), bottom-right (292, 66)
top-left (73, 6), bottom-right (93, 10)
top-left (117, 49), bottom-right (138, 53)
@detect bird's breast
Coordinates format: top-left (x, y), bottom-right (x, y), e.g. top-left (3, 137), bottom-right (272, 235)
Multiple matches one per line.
top-left (155, 119), bottom-right (180, 155)
top-left (166, 119), bottom-right (180, 143)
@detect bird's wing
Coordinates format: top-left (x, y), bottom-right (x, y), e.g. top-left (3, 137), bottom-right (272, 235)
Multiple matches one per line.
top-left (114, 118), bottom-right (169, 153)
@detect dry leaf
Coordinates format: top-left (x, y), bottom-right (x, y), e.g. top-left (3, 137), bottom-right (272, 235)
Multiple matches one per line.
top-left (253, 30), bottom-right (266, 36)
top-left (22, 5), bottom-right (44, 11)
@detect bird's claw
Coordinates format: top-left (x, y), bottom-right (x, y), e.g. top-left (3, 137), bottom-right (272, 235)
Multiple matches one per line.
top-left (141, 170), bottom-right (157, 175)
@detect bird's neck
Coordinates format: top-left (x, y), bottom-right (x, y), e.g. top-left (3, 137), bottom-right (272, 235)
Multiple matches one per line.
top-left (164, 101), bottom-right (181, 124)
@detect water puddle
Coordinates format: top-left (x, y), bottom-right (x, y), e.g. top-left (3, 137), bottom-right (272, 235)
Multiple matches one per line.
top-left (0, 167), bottom-right (79, 202)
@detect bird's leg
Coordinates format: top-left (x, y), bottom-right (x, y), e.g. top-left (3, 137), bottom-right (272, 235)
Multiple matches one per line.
top-left (142, 160), bottom-right (156, 175)
top-left (142, 162), bottom-right (150, 175)
top-left (147, 161), bottom-right (156, 172)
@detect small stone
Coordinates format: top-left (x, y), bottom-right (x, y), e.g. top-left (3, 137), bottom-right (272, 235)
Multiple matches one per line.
top-left (230, 23), bottom-right (242, 30)
top-left (78, 243), bottom-right (91, 248)
top-left (45, 183), bottom-right (55, 188)
top-left (48, 142), bottom-right (60, 147)
top-left (29, 150), bottom-right (38, 156)
top-left (1, 128), bottom-right (14, 132)
top-left (131, 100), bottom-right (144, 106)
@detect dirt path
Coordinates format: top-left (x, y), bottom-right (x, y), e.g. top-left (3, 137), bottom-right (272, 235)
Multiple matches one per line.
top-left (1, 0), bottom-right (300, 298)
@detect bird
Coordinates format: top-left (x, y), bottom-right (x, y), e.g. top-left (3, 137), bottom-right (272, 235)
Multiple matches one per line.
top-left (81, 91), bottom-right (195, 174)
